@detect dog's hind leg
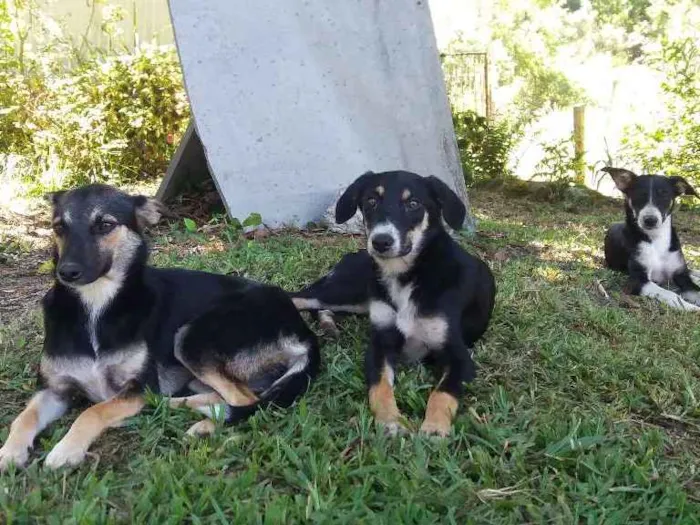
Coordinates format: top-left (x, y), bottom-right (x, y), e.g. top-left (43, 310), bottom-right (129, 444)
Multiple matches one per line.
top-left (44, 389), bottom-right (144, 469)
top-left (0, 390), bottom-right (69, 470)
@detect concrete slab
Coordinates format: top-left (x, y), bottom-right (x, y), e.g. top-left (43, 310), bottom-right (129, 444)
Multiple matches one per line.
top-left (166, 0), bottom-right (471, 229)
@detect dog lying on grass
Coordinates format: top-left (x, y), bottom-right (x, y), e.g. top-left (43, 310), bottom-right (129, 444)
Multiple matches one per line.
top-left (295, 171), bottom-right (496, 436)
top-left (0, 184), bottom-right (319, 470)
top-left (603, 167), bottom-right (700, 311)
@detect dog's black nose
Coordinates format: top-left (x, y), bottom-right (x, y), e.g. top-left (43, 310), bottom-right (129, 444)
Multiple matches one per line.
top-left (643, 216), bottom-right (659, 228)
top-left (371, 234), bottom-right (395, 253)
top-left (58, 263), bottom-right (84, 283)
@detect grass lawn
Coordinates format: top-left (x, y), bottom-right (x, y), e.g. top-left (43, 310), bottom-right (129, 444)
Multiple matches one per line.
top-left (2, 187), bottom-right (700, 523)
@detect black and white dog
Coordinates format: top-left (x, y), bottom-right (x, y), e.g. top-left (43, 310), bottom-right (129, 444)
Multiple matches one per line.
top-left (603, 167), bottom-right (700, 310)
top-left (297, 171), bottom-right (496, 437)
top-left (0, 184), bottom-right (319, 471)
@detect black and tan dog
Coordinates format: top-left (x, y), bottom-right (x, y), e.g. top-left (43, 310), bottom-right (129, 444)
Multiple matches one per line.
top-left (0, 184), bottom-right (319, 470)
top-left (296, 171), bottom-right (495, 437)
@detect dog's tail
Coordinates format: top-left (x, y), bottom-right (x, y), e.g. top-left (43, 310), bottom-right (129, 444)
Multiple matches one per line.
top-left (289, 249), bottom-right (373, 334)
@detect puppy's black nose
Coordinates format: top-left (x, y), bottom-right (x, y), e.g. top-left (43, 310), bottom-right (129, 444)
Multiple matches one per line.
top-left (58, 262), bottom-right (84, 283)
top-left (643, 216), bottom-right (659, 228)
top-left (371, 234), bottom-right (395, 253)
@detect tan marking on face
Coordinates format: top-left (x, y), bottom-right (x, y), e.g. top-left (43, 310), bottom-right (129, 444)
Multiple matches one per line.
top-left (401, 189), bottom-right (411, 201)
top-left (420, 391), bottom-right (458, 437)
top-left (99, 224), bottom-right (128, 252)
top-left (375, 185), bottom-right (385, 197)
top-left (89, 208), bottom-right (103, 222)
top-left (368, 364), bottom-right (401, 425)
top-left (44, 395), bottom-right (145, 469)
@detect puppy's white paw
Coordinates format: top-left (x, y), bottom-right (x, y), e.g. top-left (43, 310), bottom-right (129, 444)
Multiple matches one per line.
top-left (44, 442), bottom-right (86, 469)
top-left (0, 445), bottom-right (29, 471)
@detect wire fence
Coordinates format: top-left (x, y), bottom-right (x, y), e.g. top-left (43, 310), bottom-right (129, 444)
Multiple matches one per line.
top-left (440, 51), bottom-right (491, 119)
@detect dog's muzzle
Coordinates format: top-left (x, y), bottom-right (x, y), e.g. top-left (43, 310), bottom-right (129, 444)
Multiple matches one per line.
top-left (368, 224), bottom-right (411, 259)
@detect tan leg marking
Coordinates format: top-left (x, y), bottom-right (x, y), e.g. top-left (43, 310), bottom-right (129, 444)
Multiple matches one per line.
top-left (186, 419), bottom-right (217, 437)
top-left (368, 364), bottom-right (405, 435)
top-left (169, 392), bottom-right (225, 410)
top-left (0, 390), bottom-right (68, 470)
top-left (44, 396), bottom-right (144, 469)
top-left (420, 391), bottom-right (458, 437)
top-left (200, 371), bottom-right (258, 407)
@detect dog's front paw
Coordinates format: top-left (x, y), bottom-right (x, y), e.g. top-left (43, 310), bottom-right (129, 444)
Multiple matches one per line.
top-left (44, 442), bottom-right (86, 469)
top-left (419, 419), bottom-right (451, 438)
top-left (0, 445), bottom-right (30, 471)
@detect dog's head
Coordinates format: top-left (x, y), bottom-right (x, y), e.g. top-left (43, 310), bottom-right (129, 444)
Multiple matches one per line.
top-left (335, 170), bottom-right (465, 261)
top-left (603, 167), bottom-right (697, 235)
top-left (48, 184), bottom-right (164, 287)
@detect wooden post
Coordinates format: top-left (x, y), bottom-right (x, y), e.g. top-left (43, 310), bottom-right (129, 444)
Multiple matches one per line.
top-left (484, 53), bottom-right (492, 121)
top-left (573, 105), bottom-right (585, 185)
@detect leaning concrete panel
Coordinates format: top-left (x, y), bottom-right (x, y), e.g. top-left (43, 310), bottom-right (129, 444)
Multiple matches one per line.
top-left (167, 0), bottom-right (470, 228)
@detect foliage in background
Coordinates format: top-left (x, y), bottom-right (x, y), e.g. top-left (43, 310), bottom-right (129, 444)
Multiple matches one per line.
top-left (622, 36), bottom-right (700, 184)
top-left (0, 0), bottom-right (189, 193)
top-left (453, 111), bottom-right (516, 184)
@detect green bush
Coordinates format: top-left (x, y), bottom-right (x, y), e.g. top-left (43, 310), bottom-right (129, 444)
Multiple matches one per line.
top-left (0, 2), bottom-right (190, 192)
top-left (621, 38), bottom-right (700, 186)
top-left (453, 110), bottom-right (516, 184)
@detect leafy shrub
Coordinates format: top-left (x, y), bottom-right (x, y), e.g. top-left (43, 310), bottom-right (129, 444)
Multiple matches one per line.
top-left (0, 1), bottom-right (190, 192)
top-left (453, 110), bottom-right (516, 184)
top-left (621, 38), bottom-right (700, 186)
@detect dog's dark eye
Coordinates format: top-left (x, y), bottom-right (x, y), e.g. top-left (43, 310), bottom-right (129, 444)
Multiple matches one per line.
top-left (406, 199), bottom-right (421, 210)
top-left (94, 220), bottom-right (116, 234)
top-left (367, 197), bottom-right (377, 208)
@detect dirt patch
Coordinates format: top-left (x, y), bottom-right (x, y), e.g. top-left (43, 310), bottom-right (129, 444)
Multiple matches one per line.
top-left (0, 204), bottom-right (53, 324)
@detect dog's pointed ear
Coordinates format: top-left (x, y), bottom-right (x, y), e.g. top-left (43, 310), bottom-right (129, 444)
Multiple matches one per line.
top-left (335, 171), bottom-right (376, 224)
top-left (133, 195), bottom-right (166, 230)
top-left (44, 190), bottom-right (66, 207)
top-left (602, 167), bottom-right (637, 193)
top-left (426, 176), bottom-right (466, 230)
top-left (669, 176), bottom-right (698, 198)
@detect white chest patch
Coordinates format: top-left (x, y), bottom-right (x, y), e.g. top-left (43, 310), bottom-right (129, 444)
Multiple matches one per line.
top-left (636, 225), bottom-right (685, 283)
top-left (41, 343), bottom-right (148, 402)
top-left (369, 278), bottom-right (448, 361)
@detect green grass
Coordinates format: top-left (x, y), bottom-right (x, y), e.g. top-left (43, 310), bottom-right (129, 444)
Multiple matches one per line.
top-left (2, 188), bottom-right (700, 523)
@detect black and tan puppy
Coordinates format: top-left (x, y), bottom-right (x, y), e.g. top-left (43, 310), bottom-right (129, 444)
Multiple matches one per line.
top-left (0, 184), bottom-right (319, 470)
top-left (310, 170), bottom-right (496, 437)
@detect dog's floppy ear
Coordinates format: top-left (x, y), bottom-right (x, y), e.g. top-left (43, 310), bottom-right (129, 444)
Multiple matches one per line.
top-left (133, 195), bottom-right (166, 230)
top-left (602, 167), bottom-right (637, 193)
top-left (335, 171), bottom-right (376, 224)
top-left (426, 176), bottom-right (466, 230)
top-left (44, 190), bottom-right (66, 208)
top-left (669, 176), bottom-right (698, 198)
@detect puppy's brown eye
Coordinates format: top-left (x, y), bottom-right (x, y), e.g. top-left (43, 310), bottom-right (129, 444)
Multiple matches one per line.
top-left (407, 199), bottom-right (421, 210)
top-left (94, 220), bottom-right (116, 234)
top-left (52, 222), bottom-right (65, 235)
